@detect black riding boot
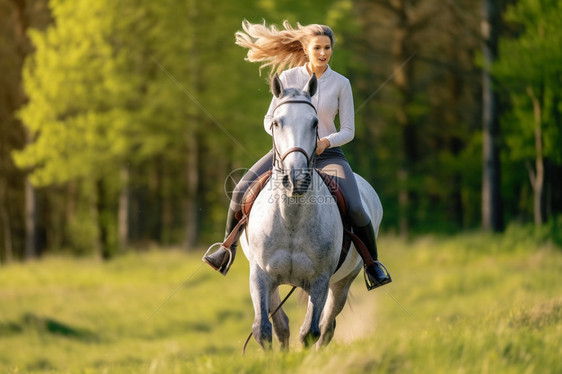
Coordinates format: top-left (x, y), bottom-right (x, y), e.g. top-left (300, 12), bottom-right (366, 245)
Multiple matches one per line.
top-left (354, 222), bottom-right (392, 290)
top-left (203, 207), bottom-right (239, 276)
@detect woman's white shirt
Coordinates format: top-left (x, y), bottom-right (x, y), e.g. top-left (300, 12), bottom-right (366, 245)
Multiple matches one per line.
top-left (264, 65), bottom-right (355, 148)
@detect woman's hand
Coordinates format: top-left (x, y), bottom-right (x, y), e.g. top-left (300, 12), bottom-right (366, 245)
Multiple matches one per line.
top-left (316, 138), bottom-right (330, 155)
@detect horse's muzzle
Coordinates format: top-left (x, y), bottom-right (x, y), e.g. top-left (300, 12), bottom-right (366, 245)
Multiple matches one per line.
top-left (282, 170), bottom-right (312, 197)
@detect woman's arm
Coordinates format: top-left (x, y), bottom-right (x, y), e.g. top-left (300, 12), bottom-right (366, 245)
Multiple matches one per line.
top-left (325, 79), bottom-right (355, 147)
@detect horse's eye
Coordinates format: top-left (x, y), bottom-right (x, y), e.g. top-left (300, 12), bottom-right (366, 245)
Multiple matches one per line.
top-left (312, 119), bottom-right (319, 128)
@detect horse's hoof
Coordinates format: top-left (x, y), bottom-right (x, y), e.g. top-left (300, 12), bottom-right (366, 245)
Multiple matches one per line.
top-left (301, 330), bottom-right (321, 348)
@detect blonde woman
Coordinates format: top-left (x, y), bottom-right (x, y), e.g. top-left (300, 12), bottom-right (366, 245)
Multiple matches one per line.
top-left (203, 20), bottom-right (391, 290)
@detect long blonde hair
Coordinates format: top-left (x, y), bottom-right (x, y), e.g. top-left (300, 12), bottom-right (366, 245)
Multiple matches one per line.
top-left (235, 20), bottom-right (334, 77)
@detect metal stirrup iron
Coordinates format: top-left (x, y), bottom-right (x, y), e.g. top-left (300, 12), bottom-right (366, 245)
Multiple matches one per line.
top-left (364, 261), bottom-right (392, 290)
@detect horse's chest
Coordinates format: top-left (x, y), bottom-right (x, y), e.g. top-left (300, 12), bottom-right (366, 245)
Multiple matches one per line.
top-left (251, 227), bottom-right (336, 280)
top-left (246, 190), bottom-right (342, 280)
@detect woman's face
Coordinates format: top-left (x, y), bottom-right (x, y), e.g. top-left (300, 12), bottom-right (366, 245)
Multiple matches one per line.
top-left (305, 35), bottom-right (332, 69)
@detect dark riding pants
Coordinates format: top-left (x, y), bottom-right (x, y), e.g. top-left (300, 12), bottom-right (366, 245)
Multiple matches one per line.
top-left (228, 147), bottom-right (371, 227)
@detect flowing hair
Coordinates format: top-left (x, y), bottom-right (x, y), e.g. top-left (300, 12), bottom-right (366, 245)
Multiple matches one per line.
top-left (235, 20), bottom-right (334, 78)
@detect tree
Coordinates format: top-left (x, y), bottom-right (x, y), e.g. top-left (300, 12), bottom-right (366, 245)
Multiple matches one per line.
top-left (495, 0), bottom-right (562, 226)
top-left (13, 0), bottom-right (279, 255)
top-left (481, 0), bottom-right (503, 232)
top-left (0, 0), bottom-right (50, 261)
top-left (351, 0), bottom-right (485, 233)
top-left (10, 0), bottom-right (39, 260)
top-left (350, 0), bottom-right (421, 236)
top-left (15, 0), bottom-right (162, 257)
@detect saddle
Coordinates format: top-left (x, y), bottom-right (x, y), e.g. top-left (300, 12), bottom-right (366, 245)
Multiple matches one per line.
top-left (222, 169), bottom-right (375, 273)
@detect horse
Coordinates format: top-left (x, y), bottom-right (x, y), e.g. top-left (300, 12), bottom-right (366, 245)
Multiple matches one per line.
top-left (239, 73), bottom-right (383, 350)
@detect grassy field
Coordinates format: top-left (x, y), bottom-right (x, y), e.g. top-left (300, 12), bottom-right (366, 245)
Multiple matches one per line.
top-left (1, 230), bottom-right (561, 373)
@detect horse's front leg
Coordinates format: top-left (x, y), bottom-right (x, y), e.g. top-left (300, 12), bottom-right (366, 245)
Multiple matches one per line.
top-left (318, 268), bottom-right (360, 346)
top-left (249, 264), bottom-right (274, 350)
top-left (270, 288), bottom-right (290, 350)
top-left (300, 276), bottom-right (330, 348)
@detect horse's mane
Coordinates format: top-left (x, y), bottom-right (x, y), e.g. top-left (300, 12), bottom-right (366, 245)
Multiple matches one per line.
top-left (278, 87), bottom-right (312, 101)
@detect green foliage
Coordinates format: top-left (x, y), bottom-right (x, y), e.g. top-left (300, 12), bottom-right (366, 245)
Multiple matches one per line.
top-left (493, 0), bottom-right (562, 223)
top-left (4, 0), bottom-right (562, 258)
top-left (65, 212), bottom-right (97, 256)
top-left (11, 0), bottom-right (277, 253)
top-left (8, 0), bottom-right (373, 255)
top-left (14, 0), bottom-right (155, 185)
top-left (495, 0), bottom-right (562, 161)
top-left (0, 234), bottom-right (561, 373)
top-left (504, 215), bottom-right (562, 249)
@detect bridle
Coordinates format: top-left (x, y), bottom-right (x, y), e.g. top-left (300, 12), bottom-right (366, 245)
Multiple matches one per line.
top-left (270, 99), bottom-right (319, 171)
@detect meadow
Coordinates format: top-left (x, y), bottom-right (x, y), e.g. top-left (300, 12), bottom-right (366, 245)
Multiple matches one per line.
top-left (1, 228), bottom-right (561, 373)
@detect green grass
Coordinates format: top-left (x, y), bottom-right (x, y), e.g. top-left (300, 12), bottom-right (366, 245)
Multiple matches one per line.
top-left (0, 232), bottom-right (561, 373)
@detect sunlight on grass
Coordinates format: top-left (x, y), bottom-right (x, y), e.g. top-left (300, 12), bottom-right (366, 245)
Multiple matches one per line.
top-left (0, 234), bottom-right (561, 373)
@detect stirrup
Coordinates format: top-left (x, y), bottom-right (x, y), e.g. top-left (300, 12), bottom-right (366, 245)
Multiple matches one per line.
top-left (203, 242), bottom-right (222, 259)
top-left (364, 261), bottom-right (392, 291)
top-left (202, 242), bottom-right (234, 275)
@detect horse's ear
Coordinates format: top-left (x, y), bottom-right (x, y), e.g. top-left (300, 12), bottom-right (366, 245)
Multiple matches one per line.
top-left (303, 73), bottom-right (318, 97)
top-left (271, 73), bottom-right (284, 98)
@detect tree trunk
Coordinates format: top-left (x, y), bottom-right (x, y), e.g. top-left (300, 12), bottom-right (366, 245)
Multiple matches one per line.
top-left (96, 179), bottom-right (111, 259)
top-left (66, 182), bottom-right (77, 222)
top-left (391, 0), bottom-right (415, 237)
top-left (185, 133), bottom-right (199, 248)
top-left (526, 86), bottom-right (545, 226)
top-left (184, 0), bottom-right (199, 248)
top-left (159, 159), bottom-right (173, 245)
top-left (445, 1), bottom-right (465, 228)
top-left (11, 0), bottom-right (39, 258)
top-left (0, 180), bottom-right (13, 262)
top-left (24, 175), bottom-right (37, 259)
top-left (118, 165), bottom-right (130, 250)
top-left (481, 0), bottom-right (503, 232)
top-left (150, 158), bottom-right (163, 242)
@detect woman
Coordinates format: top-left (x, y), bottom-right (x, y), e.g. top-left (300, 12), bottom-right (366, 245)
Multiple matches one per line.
top-left (203, 20), bottom-right (391, 290)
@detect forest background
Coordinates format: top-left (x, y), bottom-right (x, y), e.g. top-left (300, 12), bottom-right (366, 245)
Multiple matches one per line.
top-left (1, 0), bottom-right (561, 261)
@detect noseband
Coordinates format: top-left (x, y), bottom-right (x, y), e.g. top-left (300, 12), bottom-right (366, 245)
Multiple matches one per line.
top-left (271, 99), bottom-right (318, 171)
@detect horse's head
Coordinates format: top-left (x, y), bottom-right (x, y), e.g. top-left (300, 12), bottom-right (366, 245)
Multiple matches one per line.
top-left (269, 73), bottom-right (318, 197)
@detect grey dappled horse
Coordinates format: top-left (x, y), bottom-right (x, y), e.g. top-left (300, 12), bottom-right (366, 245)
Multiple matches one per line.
top-left (239, 73), bottom-right (383, 350)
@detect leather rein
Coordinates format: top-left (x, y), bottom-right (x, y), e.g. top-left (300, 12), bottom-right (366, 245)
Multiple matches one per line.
top-left (270, 99), bottom-right (319, 170)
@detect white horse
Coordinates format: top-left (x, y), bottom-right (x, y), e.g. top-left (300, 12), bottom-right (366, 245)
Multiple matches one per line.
top-left (239, 73), bottom-right (383, 350)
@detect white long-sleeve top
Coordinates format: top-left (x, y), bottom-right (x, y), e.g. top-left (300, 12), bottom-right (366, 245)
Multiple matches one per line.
top-left (263, 65), bottom-right (355, 148)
